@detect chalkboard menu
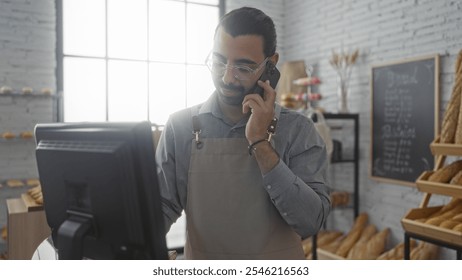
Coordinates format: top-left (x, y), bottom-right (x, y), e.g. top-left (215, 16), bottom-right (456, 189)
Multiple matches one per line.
top-left (371, 55), bottom-right (439, 186)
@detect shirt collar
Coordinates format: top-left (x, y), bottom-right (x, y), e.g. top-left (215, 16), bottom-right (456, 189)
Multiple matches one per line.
top-left (198, 91), bottom-right (249, 128)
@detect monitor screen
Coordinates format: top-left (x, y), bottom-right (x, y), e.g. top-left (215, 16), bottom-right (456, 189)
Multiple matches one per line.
top-left (34, 121), bottom-right (168, 260)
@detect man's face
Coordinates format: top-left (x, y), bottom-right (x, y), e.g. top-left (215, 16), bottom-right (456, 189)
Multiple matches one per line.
top-left (210, 28), bottom-right (267, 106)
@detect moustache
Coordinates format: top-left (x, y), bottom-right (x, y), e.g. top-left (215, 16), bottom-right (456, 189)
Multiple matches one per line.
top-left (219, 82), bottom-right (246, 95)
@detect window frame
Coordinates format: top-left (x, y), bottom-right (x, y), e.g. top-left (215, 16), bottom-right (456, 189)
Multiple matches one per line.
top-left (55, 0), bottom-right (225, 123)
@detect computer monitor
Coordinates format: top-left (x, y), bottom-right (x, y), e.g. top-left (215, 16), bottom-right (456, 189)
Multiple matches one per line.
top-left (34, 121), bottom-right (168, 260)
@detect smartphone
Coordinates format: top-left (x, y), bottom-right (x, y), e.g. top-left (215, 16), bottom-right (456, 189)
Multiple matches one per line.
top-left (252, 62), bottom-right (281, 97)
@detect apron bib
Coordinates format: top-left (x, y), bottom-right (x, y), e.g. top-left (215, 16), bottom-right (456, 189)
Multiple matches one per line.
top-left (184, 136), bottom-right (305, 260)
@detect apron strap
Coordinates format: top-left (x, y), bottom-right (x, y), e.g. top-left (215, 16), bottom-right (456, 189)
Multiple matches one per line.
top-left (191, 106), bottom-right (203, 149)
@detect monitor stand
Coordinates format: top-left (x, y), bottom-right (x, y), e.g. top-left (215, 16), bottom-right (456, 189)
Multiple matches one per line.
top-left (56, 215), bottom-right (92, 260)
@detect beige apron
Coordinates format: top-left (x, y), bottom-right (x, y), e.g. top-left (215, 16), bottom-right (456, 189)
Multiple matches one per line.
top-left (184, 110), bottom-right (305, 259)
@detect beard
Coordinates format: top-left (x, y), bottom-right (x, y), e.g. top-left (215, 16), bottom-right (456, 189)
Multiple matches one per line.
top-left (213, 77), bottom-right (256, 106)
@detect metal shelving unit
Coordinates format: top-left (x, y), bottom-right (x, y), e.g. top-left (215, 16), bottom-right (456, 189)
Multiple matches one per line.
top-left (311, 112), bottom-right (359, 259)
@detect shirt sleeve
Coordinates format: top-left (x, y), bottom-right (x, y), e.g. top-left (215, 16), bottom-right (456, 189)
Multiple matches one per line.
top-left (262, 120), bottom-right (331, 239)
top-left (155, 118), bottom-right (184, 233)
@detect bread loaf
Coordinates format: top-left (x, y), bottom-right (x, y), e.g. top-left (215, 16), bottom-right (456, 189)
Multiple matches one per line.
top-left (453, 223), bottom-right (462, 232)
top-left (317, 231), bottom-right (344, 247)
top-left (441, 49), bottom-right (462, 143)
top-left (455, 50), bottom-right (462, 144)
top-left (428, 198), bottom-right (462, 222)
top-left (321, 235), bottom-right (345, 253)
top-left (377, 240), bottom-right (417, 260)
top-left (450, 170), bottom-right (462, 185)
top-left (428, 160), bottom-right (462, 183)
top-left (439, 220), bottom-right (459, 229)
top-left (335, 213), bottom-right (368, 257)
top-left (20, 131), bottom-right (34, 139)
top-left (411, 242), bottom-right (439, 260)
top-left (6, 179), bottom-right (24, 188)
top-left (335, 226), bottom-right (363, 257)
top-left (358, 228), bottom-right (390, 260)
top-left (2, 132), bottom-right (16, 139)
top-left (26, 178), bottom-right (40, 187)
top-left (346, 224), bottom-right (377, 259)
top-left (437, 197), bottom-right (462, 214)
top-left (425, 217), bottom-right (445, 226)
top-left (451, 213), bottom-right (462, 223)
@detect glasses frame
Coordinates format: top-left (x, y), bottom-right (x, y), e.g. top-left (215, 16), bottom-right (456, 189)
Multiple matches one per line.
top-left (205, 51), bottom-right (269, 81)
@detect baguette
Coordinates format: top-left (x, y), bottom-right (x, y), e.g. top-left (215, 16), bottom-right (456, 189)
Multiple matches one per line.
top-left (453, 223), bottom-right (462, 232)
top-left (335, 213), bottom-right (368, 257)
top-left (439, 220), bottom-right (459, 229)
top-left (411, 242), bottom-right (438, 260)
top-left (359, 228), bottom-right (390, 260)
top-left (441, 49), bottom-right (462, 143)
top-left (451, 213), bottom-right (462, 223)
top-left (321, 235), bottom-right (345, 253)
top-left (377, 240), bottom-right (417, 260)
top-left (437, 197), bottom-right (462, 214)
top-left (317, 231), bottom-right (344, 247)
top-left (428, 160), bottom-right (462, 183)
top-left (450, 170), bottom-right (462, 185)
top-left (346, 224), bottom-right (377, 259)
top-left (428, 199), bottom-right (458, 219)
top-left (425, 217), bottom-right (445, 226)
top-left (455, 49), bottom-right (462, 144)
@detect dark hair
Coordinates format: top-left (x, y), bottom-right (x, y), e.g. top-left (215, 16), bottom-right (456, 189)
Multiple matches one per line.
top-left (216, 7), bottom-right (277, 57)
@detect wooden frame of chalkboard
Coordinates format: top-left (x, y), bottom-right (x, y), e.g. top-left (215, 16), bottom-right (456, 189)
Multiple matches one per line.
top-left (370, 54), bottom-right (440, 187)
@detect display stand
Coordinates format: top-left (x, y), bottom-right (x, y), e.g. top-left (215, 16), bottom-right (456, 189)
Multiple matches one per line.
top-left (401, 138), bottom-right (462, 260)
top-left (311, 113), bottom-right (359, 259)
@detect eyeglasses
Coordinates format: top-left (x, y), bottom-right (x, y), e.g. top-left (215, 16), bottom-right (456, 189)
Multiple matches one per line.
top-left (205, 52), bottom-right (269, 81)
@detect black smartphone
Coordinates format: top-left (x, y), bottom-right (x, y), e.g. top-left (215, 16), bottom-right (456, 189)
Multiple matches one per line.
top-left (252, 62), bottom-right (281, 97)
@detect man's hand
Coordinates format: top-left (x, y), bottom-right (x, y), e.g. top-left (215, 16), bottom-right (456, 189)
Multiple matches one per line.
top-left (242, 80), bottom-right (276, 144)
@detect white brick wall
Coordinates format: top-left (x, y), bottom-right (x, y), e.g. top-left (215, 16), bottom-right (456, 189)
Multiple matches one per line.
top-left (1, 0), bottom-right (460, 258)
top-left (0, 0), bottom-right (56, 246)
top-left (228, 0), bottom-right (462, 259)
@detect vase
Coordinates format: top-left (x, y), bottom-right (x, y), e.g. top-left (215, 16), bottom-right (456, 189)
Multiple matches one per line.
top-left (337, 76), bottom-right (349, 113)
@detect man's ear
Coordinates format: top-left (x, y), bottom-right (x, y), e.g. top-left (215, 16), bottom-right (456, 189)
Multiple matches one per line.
top-left (270, 52), bottom-right (279, 66)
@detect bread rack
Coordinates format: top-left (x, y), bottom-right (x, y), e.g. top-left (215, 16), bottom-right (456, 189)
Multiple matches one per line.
top-left (401, 138), bottom-right (462, 259)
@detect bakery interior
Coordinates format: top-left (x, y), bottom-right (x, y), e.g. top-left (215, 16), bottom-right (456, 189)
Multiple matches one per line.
top-left (1, 0), bottom-right (462, 260)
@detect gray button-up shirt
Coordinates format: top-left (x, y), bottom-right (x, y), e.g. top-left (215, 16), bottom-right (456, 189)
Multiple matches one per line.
top-left (156, 92), bottom-right (331, 239)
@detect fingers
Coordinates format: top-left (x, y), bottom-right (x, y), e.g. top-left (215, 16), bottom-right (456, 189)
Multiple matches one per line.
top-left (258, 80), bottom-right (276, 104)
top-left (242, 98), bottom-right (259, 114)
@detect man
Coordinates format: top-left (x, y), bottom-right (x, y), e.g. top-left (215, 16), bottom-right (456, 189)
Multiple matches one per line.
top-left (156, 7), bottom-right (330, 260)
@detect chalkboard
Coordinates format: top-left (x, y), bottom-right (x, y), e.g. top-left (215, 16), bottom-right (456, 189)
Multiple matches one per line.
top-left (370, 55), bottom-right (439, 186)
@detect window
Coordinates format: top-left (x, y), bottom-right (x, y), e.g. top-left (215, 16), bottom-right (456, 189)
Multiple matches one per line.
top-left (58, 0), bottom-right (222, 125)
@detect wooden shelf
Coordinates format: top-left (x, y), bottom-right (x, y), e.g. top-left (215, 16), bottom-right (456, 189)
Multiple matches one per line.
top-left (416, 171), bottom-right (462, 198)
top-left (401, 206), bottom-right (462, 247)
top-left (430, 137), bottom-right (462, 156)
top-left (402, 136), bottom-right (462, 259)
